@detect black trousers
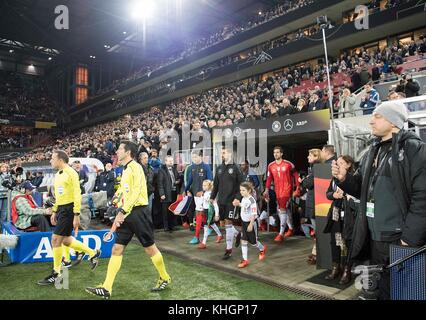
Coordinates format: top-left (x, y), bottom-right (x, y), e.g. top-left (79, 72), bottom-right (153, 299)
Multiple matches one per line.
top-left (161, 191), bottom-right (177, 230)
top-left (370, 239), bottom-right (399, 300)
top-left (185, 200), bottom-right (196, 225)
top-left (330, 231), bottom-right (342, 265)
top-left (30, 215), bottom-right (50, 232)
top-left (330, 231), bottom-right (352, 266)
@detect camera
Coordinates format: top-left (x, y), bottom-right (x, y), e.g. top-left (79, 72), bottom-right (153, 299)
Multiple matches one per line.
top-left (1, 175), bottom-right (17, 191)
top-left (44, 197), bottom-right (55, 208)
top-left (103, 202), bottom-right (118, 224)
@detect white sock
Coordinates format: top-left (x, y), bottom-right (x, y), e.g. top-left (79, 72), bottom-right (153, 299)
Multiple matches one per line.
top-left (286, 209), bottom-right (293, 230)
top-left (225, 225), bottom-right (234, 250)
top-left (278, 212), bottom-right (287, 235)
top-left (255, 241), bottom-right (264, 252)
top-left (232, 225), bottom-right (239, 236)
top-left (242, 243), bottom-right (248, 260)
top-left (211, 223), bottom-right (222, 236)
top-left (202, 225), bottom-right (209, 244)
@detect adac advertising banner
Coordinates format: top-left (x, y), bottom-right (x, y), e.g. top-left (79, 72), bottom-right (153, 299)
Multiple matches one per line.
top-left (313, 163), bottom-right (333, 217)
top-left (2, 222), bottom-right (115, 264)
top-left (213, 109), bottom-right (330, 142)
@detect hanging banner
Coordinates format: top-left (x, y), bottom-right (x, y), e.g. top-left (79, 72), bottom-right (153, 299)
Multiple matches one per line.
top-left (2, 222), bottom-right (115, 264)
top-left (213, 109), bottom-right (330, 143)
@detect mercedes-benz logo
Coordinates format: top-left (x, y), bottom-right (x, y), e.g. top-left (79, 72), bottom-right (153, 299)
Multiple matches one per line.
top-left (283, 119), bottom-right (294, 131)
top-left (234, 127), bottom-right (242, 137)
top-left (272, 121), bottom-right (281, 132)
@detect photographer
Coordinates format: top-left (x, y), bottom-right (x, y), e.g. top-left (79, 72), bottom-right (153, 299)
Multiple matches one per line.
top-left (11, 182), bottom-right (51, 232)
top-left (395, 74), bottom-right (420, 98)
top-left (332, 101), bottom-right (426, 300)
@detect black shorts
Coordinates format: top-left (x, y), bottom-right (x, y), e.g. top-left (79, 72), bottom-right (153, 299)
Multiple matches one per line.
top-left (115, 206), bottom-right (155, 247)
top-left (241, 220), bottom-right (258, 245)
top-left (54, 203), bottom-right (74, 237)
top-left (219, 204), bottom-right (239, 221)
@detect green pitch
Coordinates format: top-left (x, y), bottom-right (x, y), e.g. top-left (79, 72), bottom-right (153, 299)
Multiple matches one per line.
top-left (0, 243), bottom-right (309, 300)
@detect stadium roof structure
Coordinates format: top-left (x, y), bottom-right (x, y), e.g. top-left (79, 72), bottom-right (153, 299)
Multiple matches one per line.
top-left (0, 0), bottom-right (273, 65)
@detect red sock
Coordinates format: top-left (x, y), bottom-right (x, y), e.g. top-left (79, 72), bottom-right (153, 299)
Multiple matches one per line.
top-left (195, 214), bottom-right (203, 239)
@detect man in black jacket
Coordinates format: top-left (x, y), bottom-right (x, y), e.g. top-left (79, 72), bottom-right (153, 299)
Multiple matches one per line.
top-left (395, 74), bottom-right (420, 98)
top-left (332, 100), bottom-right (426, 300)
top-left (72, 161), bottom-right (88, 194)
top-left (211, 147), bottom-right (244, 260)
top-left (157, 155), bottom-right (181, 232)
top-left (139, 152), bottom-right (155, 215)
top-left (307, 92), bottom-right (326, 112)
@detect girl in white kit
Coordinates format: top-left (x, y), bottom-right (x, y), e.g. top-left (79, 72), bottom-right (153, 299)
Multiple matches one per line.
top-left (236, 182), bottom-right (267, 268)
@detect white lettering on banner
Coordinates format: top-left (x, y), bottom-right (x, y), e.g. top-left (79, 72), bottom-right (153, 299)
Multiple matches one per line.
top-left (81, 235), bottom-right (102, 251)
top-left (33, 237), bottom-right (53, 259)
top-left (33, 235), bottom-right (102, 260)
top-left (296, 121), bottom-right (308, 126)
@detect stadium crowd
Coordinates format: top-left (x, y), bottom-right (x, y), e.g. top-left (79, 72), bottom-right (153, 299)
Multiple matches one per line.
top-left (90, 0), bottom-right (316, 100)
top-left (0, 71), bottom-right (58, 122)
top-left (86, 0), bottom-right (419, 104)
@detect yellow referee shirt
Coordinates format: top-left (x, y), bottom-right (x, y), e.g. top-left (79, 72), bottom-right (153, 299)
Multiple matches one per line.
top-left (115, 160), bottom-right (148, 218)
top-left (52, 165), bottom-right (82, 214)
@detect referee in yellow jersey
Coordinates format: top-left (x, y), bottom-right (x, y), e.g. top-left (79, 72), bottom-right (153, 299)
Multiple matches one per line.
top-left (85, 140), bottom-right (171, 299)
top-left (37, 150), bottom-right (100, 285)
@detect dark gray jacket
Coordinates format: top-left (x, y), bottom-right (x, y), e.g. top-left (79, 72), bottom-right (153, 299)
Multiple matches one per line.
top-left (338, 130), bottom-right (426, 260)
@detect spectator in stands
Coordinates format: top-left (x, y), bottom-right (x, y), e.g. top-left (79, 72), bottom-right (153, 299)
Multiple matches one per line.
top-left (308, 92), bottom-right (326, 111)
top-left (278, 97), bottom-right (296, 116)
top-left (295, 98), bottom-right (307, 113)
top-left (338, 88), bottom-right (357, 118)
top-left (332, 100), bottom-right (426, 300)
top-left (387, 90), bottom-right (405, 100)
top-left (272, 81), bottom-right (284, 100)
top-left (157, 155), bottom-right (181, 232)
top-left (0, 163), bottom-right (11, 222)
top-left (350, 67), bottom-right (363, 93)
top-left (395, 74), bottom-right (420, 98)
top-left (371, 63), bottom-right (382, 82)
top-left (359, 63), bottom-right (372, 87)
top-left (137, 138), bottom-right (149, 157)
top-left (72, 160), bottom-right (88, 194)
top-left (360, 83), bottom-right (380, 115)
top-left (31, 172), bottom-right (44, 188)
top-left (94, 163), bottom-right (115, 199)
top-left (11, 181), bottom-right (51, 231)
top-left (149, 149), bottom-right (162, 174)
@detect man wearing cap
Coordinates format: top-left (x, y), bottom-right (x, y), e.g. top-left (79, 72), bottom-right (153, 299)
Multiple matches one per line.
top-left (332, 101), bottom-right (426, 300)
top-left (11, 181), bottom-right (51, 231)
